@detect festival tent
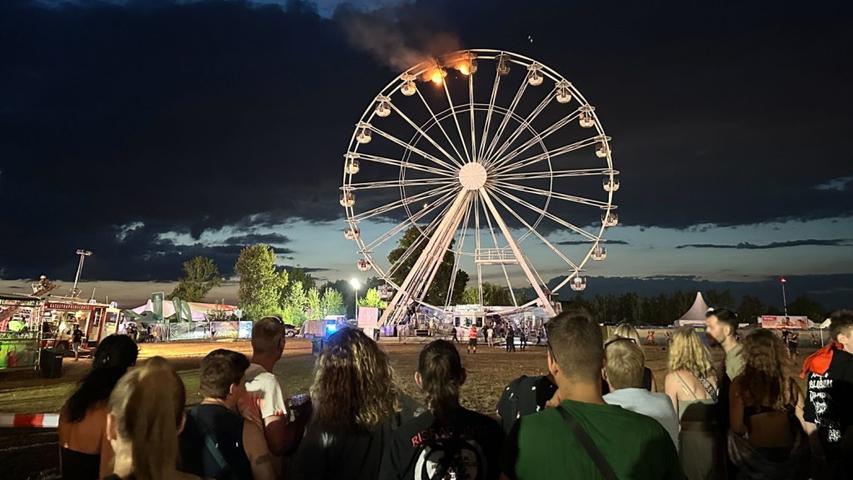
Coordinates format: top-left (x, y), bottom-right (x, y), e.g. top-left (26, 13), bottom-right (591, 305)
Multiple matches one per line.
top-left (673, 292), bottom-right (710, 327)
top-left (129, 299), bottom-right (238, 322)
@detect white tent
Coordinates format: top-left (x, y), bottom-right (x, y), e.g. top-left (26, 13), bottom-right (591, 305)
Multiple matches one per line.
top-left (674, 292), bottom-right (710, 327)
top-left (130, 299), bottom-right (238, 322)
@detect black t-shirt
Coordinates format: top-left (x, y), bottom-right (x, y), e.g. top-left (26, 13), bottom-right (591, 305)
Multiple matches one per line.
top-left (804, 348), bottom-right (853, 458)
top-left (379, 407), bottom-right (504, 480)
top-left (495, 375), bottom-right (558, 434)
top-left (72, 329), bottom-right (83, 342)
top-left (179, 404), bottom-right (252, 480)
top-left (293, 395), bottom-right (423, 480)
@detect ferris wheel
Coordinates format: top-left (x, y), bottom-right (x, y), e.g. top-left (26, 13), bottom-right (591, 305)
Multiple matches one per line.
top-left (340, 49), bottom-right (620, 325)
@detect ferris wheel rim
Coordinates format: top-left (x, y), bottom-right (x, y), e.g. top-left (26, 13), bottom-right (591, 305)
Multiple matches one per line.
top-left (340, 49), bottom-right (619, 308)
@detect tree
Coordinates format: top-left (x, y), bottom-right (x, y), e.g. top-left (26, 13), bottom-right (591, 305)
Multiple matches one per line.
top-left (482, 282), bottom-right (513, 306)
top-left (788, 295), bottom-right (825, 324)
top-left (287, 267), bottom-right (316, 291)
top-left (280, 280), bottom-right (309, 326)
top-left (358, 288), bottom-right (388, 309)
top-left (306, 287), bottom-right (322, 319)
top-left (321, 288), bottom-right (345, 316)
top-left (168, 256), bottom-right (221, 301)
top-left (234, 244), bottom-right (285, 321)
top-left (461, 286), bottom-right (480, 305)
top-left (737, 295), bottom-right (766, 324)
top-left (387, 226), bottom-right (469, 306)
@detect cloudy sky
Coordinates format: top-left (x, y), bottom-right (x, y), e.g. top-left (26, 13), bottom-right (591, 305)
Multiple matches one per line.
top-left (1, 0), bottom-right (851, 307)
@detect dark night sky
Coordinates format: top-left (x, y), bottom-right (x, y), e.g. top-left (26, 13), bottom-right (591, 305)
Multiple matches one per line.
top-left (1, 0), bottom-right (851, 307)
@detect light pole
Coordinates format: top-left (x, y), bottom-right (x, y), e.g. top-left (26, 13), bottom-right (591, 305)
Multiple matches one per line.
top-left (780, 276), bottom-right (788, 316)
top-left (71, 249), bottom-right (93, 298)
top-left (350, 278), bottom-right (361, 320)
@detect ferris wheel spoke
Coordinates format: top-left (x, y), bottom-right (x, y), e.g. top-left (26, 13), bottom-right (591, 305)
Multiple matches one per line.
top-left (493, 180), bottom-right (611, 209)
top-left (348, 152), bottom-right (455, 177)
top-left (348, 177), bottom-right (455, 191)
top-left (492, 136), bottom-right (602, 176)
top-left (494, 167), bottom-right (615, 182)
top-left (371, 127), bottom-right (460, 172)
top-left (351, 184), bottom-right (457, 223)
top-left (478, 192), bottom-right (518, 307)
top-left (473, 194), bottom-right (483, 305)
top-left (478, 70), bottom-right (501, 162)
top-left (489, 108), bottom-right (582, 172)
top-left (490, 185), bottom-right (599, 242)
top-left (442, 80), bottom-right (472, 164)
top-left (416, 91), bottom-right (467, 168)
top-left (468, 73), bottom-right (477, 163)
top-left (361, 189), bottom-right (457, 252)
top-left (385, 194), bottom-right (458, 278)
top-left (489, 191), bottom-right (581, 270)
top-left (444, 195), bottom-right (474, 308)
top-left (389, 103), bottom-right (464, 170)
top-left (483, 88), bottom-right (556, 168)
top-left (482, 77), bottom-right (529, 163)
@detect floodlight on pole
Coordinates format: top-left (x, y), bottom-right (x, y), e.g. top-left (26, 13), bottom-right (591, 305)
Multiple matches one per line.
top-left (71, 249), bottom-right (93, 298)
top-left (350, 278), bottom-right (361, 320)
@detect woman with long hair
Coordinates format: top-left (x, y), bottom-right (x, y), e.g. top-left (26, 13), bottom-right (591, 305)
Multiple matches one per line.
top-left (105, 356), bottom-right (196, 480)
top-left (664, 327), bottom-right (719, 480)
top-left (728, 329), bottom-right (808, 478)
top-left (58, 334), bottom-right (138, 479)
top-left (380, 340), bottom-right (504, 479)
top-left (293, 327), bottom-right (402, 480)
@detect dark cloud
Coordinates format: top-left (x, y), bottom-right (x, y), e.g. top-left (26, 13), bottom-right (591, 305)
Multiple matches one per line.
top-left (223, 233), bottom-right (291, 246)
top-left (1, 0), bottom-right (852, 280)
top-left (676, 239), bottom-right (853, 250)
top-left (558, 240), bottom-right (630, 246)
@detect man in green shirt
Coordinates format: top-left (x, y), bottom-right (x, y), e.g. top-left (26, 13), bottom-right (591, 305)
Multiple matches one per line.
top-left (500, 311), bottom-right (683, 480)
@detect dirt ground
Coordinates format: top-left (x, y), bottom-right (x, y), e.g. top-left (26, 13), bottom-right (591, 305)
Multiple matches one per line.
top-left (0, 337), bottom-right (815, 479)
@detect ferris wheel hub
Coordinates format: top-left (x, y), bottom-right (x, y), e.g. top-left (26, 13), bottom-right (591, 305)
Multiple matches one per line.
top-left (458, 162), bottom-right (487, 191)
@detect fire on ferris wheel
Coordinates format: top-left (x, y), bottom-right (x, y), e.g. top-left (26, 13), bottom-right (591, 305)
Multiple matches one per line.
top-left (340, 49), bottom-right (620, 326)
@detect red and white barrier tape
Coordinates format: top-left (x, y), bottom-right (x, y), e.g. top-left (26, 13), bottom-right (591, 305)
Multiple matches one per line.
top-left (0, 413), bottom-right (60, 428)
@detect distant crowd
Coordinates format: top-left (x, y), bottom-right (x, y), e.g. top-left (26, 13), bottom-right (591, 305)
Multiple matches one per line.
top-left (55, 308), bottom-right (853, 479)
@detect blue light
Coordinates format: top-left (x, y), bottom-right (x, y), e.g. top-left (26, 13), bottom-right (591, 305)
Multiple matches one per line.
top-left (325, 323), bottom-right (338, 335)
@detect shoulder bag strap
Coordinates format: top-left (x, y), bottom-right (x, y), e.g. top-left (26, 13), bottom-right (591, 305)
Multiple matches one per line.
top-left (188, 408), bottom-right (231, 475)
top-left (555, 406), bottom-right (618, 480)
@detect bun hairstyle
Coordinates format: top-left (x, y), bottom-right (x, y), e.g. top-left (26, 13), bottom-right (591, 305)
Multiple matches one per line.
top-left (108, 356), bottom-right (186, 480)
top-left (417, 340), bottom-right (465, 418)
top-left (65, 334), bottom-right (139, 423)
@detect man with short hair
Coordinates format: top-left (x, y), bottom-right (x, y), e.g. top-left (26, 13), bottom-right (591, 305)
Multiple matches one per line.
top-left (802, 310), bottom-right (853, 476)
top-left (705, 308), bottom-right (744, 379)
top-left (602, 337), bottom-right (680, 450)
top-left (243, 316), bottom-right (296, 456)
top-left (500, 311), bottom-right (682, 479)
top-left (180, 349), bottom-right (276, 480)
top-left (468, 324), bottom-right (479, 354)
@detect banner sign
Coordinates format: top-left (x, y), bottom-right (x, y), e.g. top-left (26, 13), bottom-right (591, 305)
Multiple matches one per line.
top-left (760, 315), bottom-right (810, 329)
top-left (44, 302), bottom-right (98, 311)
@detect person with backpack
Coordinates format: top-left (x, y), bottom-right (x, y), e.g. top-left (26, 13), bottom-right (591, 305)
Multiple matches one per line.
top-left (179, 350), bottom-right (276, 480)
top-left (380, 340), bottom-right (504, 479)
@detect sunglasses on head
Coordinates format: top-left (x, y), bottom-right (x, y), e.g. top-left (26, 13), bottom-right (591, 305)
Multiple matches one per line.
top-left (604, 336), bottom-right (637, 349)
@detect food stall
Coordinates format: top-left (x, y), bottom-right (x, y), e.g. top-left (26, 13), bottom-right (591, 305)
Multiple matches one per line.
top-left (0, 293), bottom-right (43, 370)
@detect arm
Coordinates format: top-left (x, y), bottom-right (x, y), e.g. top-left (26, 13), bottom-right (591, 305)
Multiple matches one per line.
top-left (243, 420), bottom-right (278, 480)
top-left (729, 379), bottom-right (746, 436)
top-left (98, 408), bottom-right (115, 478)
top-left (650, 372), bottom-right (658, 393)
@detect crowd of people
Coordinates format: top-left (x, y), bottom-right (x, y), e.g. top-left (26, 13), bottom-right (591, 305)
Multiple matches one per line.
top-left (54, 309), bottom-right (853, 479)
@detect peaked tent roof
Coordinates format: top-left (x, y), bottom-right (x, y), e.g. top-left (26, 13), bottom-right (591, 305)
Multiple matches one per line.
top-left (678, 292), bottom-right (710, 322)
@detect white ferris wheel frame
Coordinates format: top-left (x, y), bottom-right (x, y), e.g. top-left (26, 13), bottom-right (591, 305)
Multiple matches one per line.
top-left (340, 49), bottom-right (619, 325)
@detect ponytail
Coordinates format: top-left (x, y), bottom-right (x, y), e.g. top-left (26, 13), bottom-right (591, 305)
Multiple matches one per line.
top-left (108, 356), bottom-right (185, 480)
top-left (417, 340), bottom-right (464, 418)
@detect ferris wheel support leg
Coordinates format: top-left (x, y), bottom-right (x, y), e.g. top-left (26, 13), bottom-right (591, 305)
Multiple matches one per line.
top-left (379, 190), bottom-right (470, 326)
top-left (478, 188), bottom-right (557, 318)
